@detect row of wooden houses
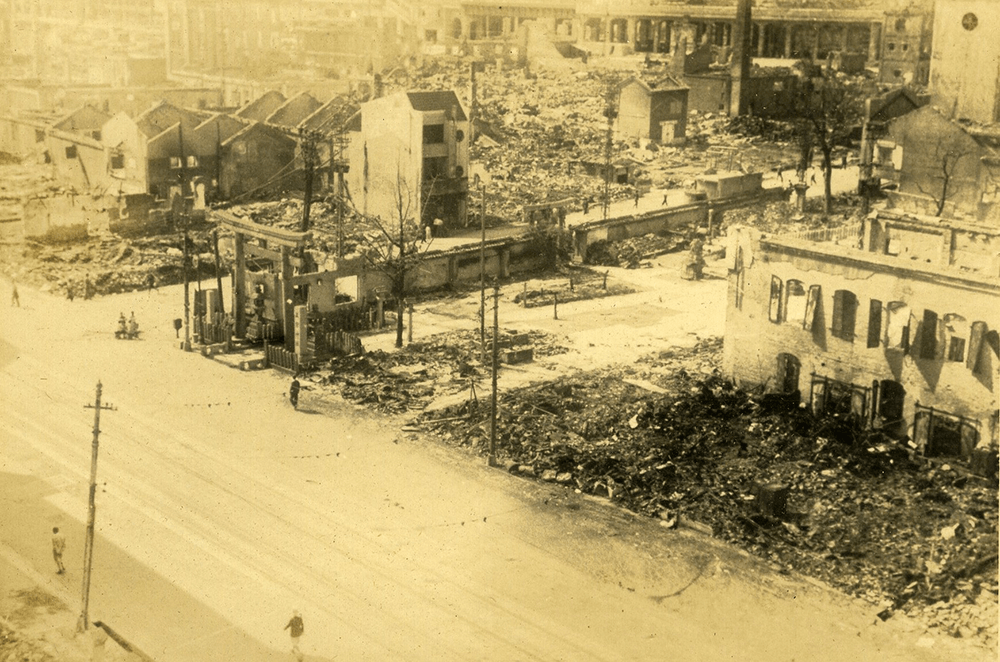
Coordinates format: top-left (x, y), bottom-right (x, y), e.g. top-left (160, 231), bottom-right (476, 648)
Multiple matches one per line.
top-left (0, 90), bottom-right (356, 226)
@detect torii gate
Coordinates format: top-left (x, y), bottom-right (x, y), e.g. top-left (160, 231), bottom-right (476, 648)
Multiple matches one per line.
top-left (214, 209), bottom-right (311, 350)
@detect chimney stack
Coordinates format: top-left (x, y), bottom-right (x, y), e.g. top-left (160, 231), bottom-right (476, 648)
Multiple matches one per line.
top-left (729, 0), bottom-right (753, 117)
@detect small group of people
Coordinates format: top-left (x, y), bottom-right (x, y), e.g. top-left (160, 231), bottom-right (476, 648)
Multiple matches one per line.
top-left (116, 311), bottom-right (140, 339)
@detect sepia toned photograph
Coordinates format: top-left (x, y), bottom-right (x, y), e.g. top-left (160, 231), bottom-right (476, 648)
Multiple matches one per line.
top-left (0, 1), bottom-right (997, 660)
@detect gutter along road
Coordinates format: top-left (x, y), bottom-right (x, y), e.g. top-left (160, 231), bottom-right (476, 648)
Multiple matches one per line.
top-left (0, 281), bottom-right (989, 661)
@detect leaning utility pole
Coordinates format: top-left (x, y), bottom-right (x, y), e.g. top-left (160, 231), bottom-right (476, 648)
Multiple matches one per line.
top-left (78, 382), bottom-right (114, 633)
top-left (489, 282), bottom-right (499, 467)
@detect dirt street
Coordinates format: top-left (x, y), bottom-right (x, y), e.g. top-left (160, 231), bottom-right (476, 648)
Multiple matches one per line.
top-left (0, 269), bottom-right (993, 662)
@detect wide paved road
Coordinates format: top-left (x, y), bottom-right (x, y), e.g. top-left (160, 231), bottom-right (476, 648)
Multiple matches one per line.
top-left (0, 281), bottom-right (989, 662)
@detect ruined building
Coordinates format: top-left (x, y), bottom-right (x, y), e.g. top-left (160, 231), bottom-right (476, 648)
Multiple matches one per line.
top-left (345, 90), bottom-right (469, 232)
top-left (872, 1), bottom-right (1000, 221)
top-left (724, 216), bottom-right (999, 462)
top-left (724, 0), bottom-right (1000, 466)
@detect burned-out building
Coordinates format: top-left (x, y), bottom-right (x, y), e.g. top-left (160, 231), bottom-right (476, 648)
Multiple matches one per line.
top-left (101, 100), bottom-right (212, 199)
top-left (875, 105), bottom-right (1000, 221)
top-left (346, 90), bottom-right (469, 231)
top-left (615, 75), bottom-right (689, 145)
top-left (878, 8), bottom-right (933, 86)
top-left (724, 214), bottom-right (999, 462)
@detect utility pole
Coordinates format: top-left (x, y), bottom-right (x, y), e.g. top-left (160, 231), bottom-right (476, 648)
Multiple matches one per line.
top-left (489, 282), bottom-right (499, 467)
top-left (479, 182), bottom-right (486, 362)
top-left (182, 229), bottom-right (191, 351)
top-left (300, 129), bottom-right (316, 233)
top-left (334, 133), bottom-right (347, 258)
top-left (602, 79), bottom-right (618, 220)
top-left (78, 382), bottom-right (114, 633)
top-left (213, 229), bottom-right (225, 316)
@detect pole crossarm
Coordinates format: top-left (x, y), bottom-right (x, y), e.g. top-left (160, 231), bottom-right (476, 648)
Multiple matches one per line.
top-left (78, 382), bottom-right (114, 633)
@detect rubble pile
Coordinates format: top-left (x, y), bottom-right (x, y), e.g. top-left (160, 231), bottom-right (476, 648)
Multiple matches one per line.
top-left (584, 233), bottom-right (686, 268)
top-left (724, 114), bottom-right (798, 143)
top-left (420, 338), bottom-right (998, 645)
top-left (3, 228), bottom-right (223, 298)
top-left (722, 200), bottom-right (864, 236)
top-left (384, 61), bottom-right (802, 220)
top-left (314, 328), bottom-right (569, 414)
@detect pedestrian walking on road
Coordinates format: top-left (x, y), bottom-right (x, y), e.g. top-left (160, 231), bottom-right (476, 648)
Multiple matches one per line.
top-left (145, 273), bottom-right (157, 291)
top-left (11, 280), bottom-right (19, 307)
top-left (633, 187), bottom-right (640, 207)
top-left (51, 527), bottom-right (66, 574)
top-left (582, 198), bottom-right (590, 215)
top-left (289, 378), bottom-right (301, 410)
top-left (284, 610), bottom-right (304, 661)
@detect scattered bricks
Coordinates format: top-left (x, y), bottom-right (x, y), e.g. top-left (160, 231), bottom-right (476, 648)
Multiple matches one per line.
top-left (501, 347), bottom-right (534, 364)
top-left (541, 469), bottom-right (558, 481)
top-left (750, 482), bottom-right (790, 520)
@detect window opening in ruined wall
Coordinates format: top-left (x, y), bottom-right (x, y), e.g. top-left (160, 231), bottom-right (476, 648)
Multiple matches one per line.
top-left (914, 404), bottom-right (979, 458)
top-left (423, 124), bottom-right (445, 144)
top-left (784, 279), bottom-right (806, 325)
top-left (875, 379), bottom-right (906, 424)
top-left (944, 313), bottom-right (968, 362)
top-left (919, 309), bottom-right (940, 359)
top-left (804, 285), bottom-right (820, 331)
top-left (867, 299), bottom-right (883, 348)
top-left (810, 374), bottom-right (870, 420)
top-left (831, 289), bottom-right (858, 341)
top-left (885, 301), bottom-right (910, 350)
top-left (769, 275), bottom-right (782, 322)
top-left (776, 353), bottom-right (800, 393)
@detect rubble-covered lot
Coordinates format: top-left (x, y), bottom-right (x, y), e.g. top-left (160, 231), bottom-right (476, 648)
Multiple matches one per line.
top-left (411, 338), bottom-right (998, 647)
top-left (1, 228), bottom-right (222, 298)
top-left (583, 232), bottom-right (687, 268)
top-left (304, 328), bottom-right (569, 414)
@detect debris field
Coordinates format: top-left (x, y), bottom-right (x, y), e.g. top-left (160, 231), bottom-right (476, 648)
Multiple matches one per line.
top-left (412, 337), bottom-right (999, 646)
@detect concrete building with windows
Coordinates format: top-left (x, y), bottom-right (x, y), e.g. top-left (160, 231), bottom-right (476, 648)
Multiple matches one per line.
top-left (346, 90), bottom-right (469, 231)
top-left (723, 214), bottom-right (999, 462)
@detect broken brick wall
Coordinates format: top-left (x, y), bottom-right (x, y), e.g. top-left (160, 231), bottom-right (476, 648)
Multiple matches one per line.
top-left (724, 227), bottom-right (999, 453)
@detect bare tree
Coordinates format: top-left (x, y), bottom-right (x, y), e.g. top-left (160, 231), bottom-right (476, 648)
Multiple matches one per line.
top-left (353, 172), bottom-right (434, 348)
top-left (914, 139), bottom-right (973, 216)
top-left (793, 71), bottom-right (866, 214)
